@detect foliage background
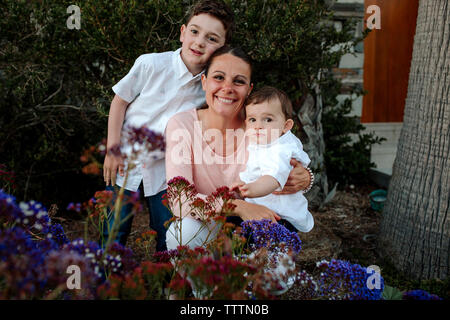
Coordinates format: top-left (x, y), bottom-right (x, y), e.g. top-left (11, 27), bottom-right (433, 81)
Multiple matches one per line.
top-left (1, 0), bottom-right (374, 209)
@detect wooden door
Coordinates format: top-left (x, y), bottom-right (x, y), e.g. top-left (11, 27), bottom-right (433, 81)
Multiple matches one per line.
top-left (362, 0), bottom-right (419, 123)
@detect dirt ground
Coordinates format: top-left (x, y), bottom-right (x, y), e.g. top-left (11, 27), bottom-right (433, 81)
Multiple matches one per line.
top-left (299, 184), bottom-right (381, 267)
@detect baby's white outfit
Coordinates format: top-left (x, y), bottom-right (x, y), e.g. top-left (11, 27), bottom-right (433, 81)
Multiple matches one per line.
top-left (239, 130), bottom-right (314, 232)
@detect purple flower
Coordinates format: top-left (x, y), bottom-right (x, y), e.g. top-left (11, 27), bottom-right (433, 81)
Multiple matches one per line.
top-left (44, 248), bottom-right (98, 299)
top-left (293, 270), bottom-right (319, 299)
top-left (0, 189), bottom-right (22, 222)
top-left (15, 200), bottom-right (51, 233)
top-left (66, 202), bottom-right (82, 213)
top-left (240, 219), bottom-right (302, 254)
top-left (65, 239), bottom-right (105, 279)
top-left (402, 289), bottom-right (442, 300)
top-left (0, 227), bottom-right (51, 298)
top-left (315, 259), bottom-right (384, 300)
top-left (0, 190), bottom-right (68, 247)
top-left (106, 242), bottom-right (138, 274)
top-left (64, 239), bottom-right (137, 279)
top-left (107, 144), bottom-right (122, 157)
top-left (44, 223), bottom-right (69, 246)
top-left (0, 227), bottom-right (36, 260)
top-left (125, 125), bottom-right (165, 153)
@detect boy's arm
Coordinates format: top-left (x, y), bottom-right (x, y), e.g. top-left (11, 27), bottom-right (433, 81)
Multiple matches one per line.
top-left (238, 175), bottom-right (280, 198)
top-left (103, 95), bottom-right (129, 186)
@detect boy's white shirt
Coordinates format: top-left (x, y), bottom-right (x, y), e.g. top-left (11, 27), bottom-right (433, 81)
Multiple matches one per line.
top-left (112, 48), bottom-right (206, 197)
top-left (239, 130), bottom-right (314, 232)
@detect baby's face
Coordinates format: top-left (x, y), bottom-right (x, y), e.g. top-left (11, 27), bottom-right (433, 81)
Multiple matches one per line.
top-left (245, 99), bottom-right (288, 144)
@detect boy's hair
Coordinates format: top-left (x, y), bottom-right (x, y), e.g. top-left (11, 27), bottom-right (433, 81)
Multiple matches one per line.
top-left (245, 86), bottom-right (294, 120)
top-left (186, 0), bottom-right (235, 44)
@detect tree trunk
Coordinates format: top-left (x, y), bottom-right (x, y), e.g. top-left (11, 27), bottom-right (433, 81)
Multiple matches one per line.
top-left (379, 0), bottom-right (449, 280)
top-left (297, 84), bottom-right (329, 207)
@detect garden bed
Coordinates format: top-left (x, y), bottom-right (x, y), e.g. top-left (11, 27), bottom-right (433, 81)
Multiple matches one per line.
top-left (58, 183), bottom-right (398, 299)
top-left (3, 181), bottom-right (446, 300)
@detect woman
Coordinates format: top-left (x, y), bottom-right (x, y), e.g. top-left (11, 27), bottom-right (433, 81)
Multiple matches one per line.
top-left (164, 46), bottom-right (312, 249)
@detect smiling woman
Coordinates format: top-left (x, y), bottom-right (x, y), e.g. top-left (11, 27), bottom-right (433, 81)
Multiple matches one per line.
top-left (199, 48), bottom-right (253, 133)
top-left (164, 46), bottom-right (311, 250)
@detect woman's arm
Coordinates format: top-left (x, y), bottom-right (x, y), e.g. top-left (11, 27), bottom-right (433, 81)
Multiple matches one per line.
top-left (272, 159), bottom-right (312, 195)
top-left (231, 199), bottom-right (281, 223)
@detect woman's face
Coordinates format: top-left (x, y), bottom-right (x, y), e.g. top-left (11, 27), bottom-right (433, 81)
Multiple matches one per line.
top-left (201, 53), bottom-right (253, 120)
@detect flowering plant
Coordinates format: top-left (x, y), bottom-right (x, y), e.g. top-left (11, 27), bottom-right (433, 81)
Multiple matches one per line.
top-left (164, 176), bottom-right (236, 249)
top-left (240, 219), bottom-right (302, 254)
top-left (402, 289), bottom-right (443, 300)
top-left (1, 186), bottom-right (444, 300)
top-left (1, 125), bottom-right (443, 300)
top-left (287, 259), bottom-right (385, 300)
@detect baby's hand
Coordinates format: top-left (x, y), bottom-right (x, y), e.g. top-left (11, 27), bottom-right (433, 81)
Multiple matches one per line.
top-left (230, 181), bottom-right (255, 198)
top-left (230, 180), bottom-right (245, 191)
top-left (238, 184), bottom-right (253, 198)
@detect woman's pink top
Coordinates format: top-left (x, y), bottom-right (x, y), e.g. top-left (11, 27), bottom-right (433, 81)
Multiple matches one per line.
top-left (165, 108), bottom-right (248, 217)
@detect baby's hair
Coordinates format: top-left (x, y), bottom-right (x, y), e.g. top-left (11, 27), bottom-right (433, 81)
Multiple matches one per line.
top-left (245, 86), bottom-right (294, 120)
top-left (186, 0), bottom-right (235, 44)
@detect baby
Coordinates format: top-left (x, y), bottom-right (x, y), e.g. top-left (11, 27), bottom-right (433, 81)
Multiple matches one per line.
top-left (232, 86), bottom-right (314, 232)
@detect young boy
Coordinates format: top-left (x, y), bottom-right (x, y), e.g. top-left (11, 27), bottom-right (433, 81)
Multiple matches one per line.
top-left (102, 0), bottom-right (235, 251)
top-left (232, 86), bottom-right (314, 232)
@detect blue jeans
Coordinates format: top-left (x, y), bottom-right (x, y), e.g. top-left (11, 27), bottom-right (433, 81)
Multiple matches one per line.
top-left (101, 186), bottom-right (172, 252)
top-left (146, 189), bottom-right (172, 252)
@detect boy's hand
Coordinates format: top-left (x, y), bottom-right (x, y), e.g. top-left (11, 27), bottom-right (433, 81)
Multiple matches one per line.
top-left (103, 153), bottom-right (124, 186)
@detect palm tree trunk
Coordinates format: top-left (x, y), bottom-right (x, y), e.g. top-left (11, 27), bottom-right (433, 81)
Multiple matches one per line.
top-left (379, 0), bottom-right (449, 280)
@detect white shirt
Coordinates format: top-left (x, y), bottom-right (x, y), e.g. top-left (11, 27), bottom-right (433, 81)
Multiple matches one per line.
top-left (112, 48), bottom-right (206, 196)
top-left (239, 131), bottom-right (314, 232)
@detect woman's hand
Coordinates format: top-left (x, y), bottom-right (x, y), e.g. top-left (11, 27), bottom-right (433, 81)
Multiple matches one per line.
top-left (103, 153), bottom-right (124, 186)
top-left (232, 199), bottom-right (281, 223)
top-left (272, 159), bottom-right (311, 195)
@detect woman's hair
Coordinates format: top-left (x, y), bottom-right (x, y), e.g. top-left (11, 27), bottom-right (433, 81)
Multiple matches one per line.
top-left (204, 45), bottom-right (253, 78)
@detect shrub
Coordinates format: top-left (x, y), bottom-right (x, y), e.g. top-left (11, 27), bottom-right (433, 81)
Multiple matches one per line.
top-left (322, 78), bottom-right (386, 186)
top-left (1, 0), bottom-right (362, 207)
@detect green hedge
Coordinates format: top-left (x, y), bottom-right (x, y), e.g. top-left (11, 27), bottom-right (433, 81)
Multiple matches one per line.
top-left (1, 0), bottom-right (361, 208)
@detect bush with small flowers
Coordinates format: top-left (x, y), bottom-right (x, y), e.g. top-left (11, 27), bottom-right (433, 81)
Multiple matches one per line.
top-left (0, 186), bottom-right (444, 300)
top-left (402, 289), bottom-right (443, 300)
top-left (0, 127), bottom-right (443, 300)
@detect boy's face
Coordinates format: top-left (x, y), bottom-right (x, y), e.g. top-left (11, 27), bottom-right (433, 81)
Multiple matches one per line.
top-left (245, 99), bottom-right (293, 144)
top-left (180, 14), bottom-right (226, 75)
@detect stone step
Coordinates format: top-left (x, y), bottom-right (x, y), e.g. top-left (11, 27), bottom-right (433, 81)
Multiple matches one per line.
top-left (361, 123), bottom-right (403, 185)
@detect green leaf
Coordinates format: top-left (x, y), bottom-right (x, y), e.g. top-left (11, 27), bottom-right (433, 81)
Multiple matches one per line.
top-left (382, 285), bottom-right (403, 300)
